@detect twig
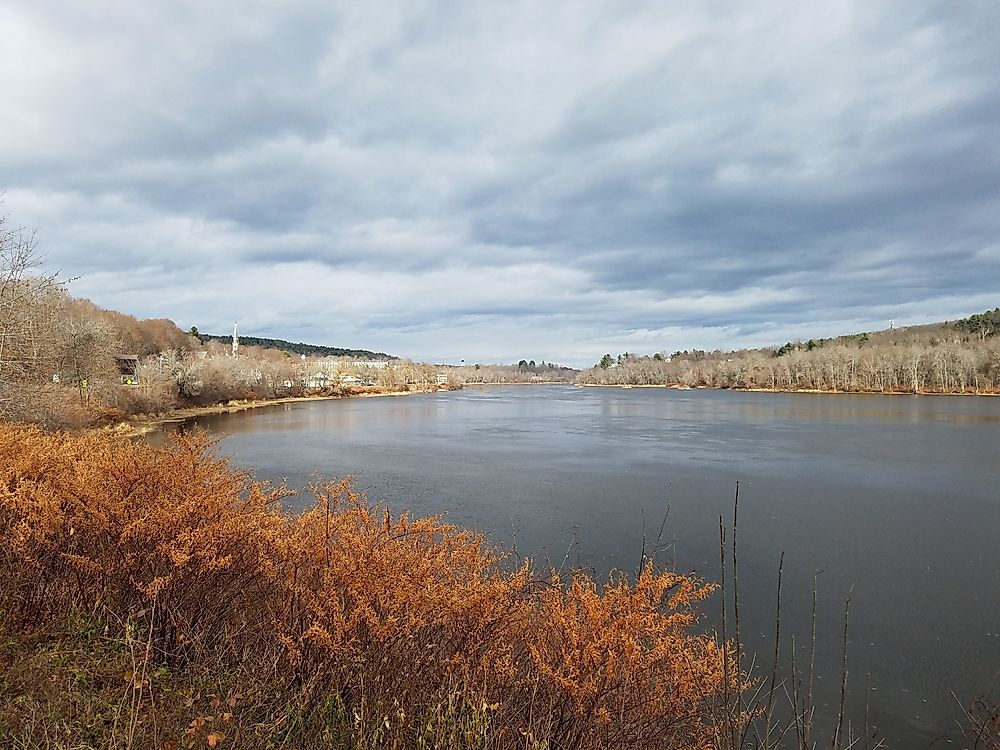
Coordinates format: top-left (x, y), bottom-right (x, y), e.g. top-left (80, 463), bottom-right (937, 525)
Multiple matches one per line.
top-left (720, 515), bottom-right (732, 747)
top-left (638, 507), bottom-right (647, 576)
top-left (652, 502), bottom-right (671, 566)
top-left (733, 482), bottom-right (745, 748)
top-left (806, 570), bottom-right (821, 748)
top-left (763, 551), bottom-right (784, 748)
top-left (833, 587), bottom-right (853, 749)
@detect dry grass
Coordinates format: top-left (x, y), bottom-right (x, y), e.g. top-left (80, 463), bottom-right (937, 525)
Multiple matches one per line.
top-left (0, 424), bottom-right (740, 749)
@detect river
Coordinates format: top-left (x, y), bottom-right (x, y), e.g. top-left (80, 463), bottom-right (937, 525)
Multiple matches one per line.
top-left (161, 385), bottom-right (1000, 747)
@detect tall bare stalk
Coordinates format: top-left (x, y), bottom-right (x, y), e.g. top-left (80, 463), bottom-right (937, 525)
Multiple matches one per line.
top-left (832, 589), bottom-right (852, 749)
top-left (761, 551), bottom-right (784, 748)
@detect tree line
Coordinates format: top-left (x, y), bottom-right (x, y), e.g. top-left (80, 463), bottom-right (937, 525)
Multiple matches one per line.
top-left (452, 361), bottom-right (578, 384)
top-left (954, 307), bottom-right (1000, 340)
top-left (0, 211), bottom-right (451, 428)
top-left (579, 318), bottom-right (1000, 393)
top-left (1, 214), bottom-right (198, 426)
top-left (197, 332), bottom-right (393, 360)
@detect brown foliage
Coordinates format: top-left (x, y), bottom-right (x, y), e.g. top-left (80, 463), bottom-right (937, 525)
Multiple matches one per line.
top-left (64, 297), bottom-right (194, 356)
top-left (1, 212), bottom-right (197, 425)
top-left (0, 425), bottom-right (289, 661)
top-left (0, 424), bottom-right (739, 748)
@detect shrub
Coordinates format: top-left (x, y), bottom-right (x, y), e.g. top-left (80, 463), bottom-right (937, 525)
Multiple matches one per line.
top-left (0, 424), bottom-right (739, 748)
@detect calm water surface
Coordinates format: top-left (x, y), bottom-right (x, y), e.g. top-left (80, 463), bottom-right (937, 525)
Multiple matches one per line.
top-left (165, 386), bottom-right (1000, 747)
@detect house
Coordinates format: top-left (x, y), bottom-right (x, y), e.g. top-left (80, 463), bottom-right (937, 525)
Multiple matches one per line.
top-left (304, 371), bottom-right (332, 389)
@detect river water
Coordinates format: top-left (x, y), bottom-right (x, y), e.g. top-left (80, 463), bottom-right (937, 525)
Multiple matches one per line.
top-left (163, 385), bottom-right (1000, 747)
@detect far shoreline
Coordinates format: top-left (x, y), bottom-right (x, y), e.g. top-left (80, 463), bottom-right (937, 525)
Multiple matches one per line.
top-left (109, 385), bottom-right (455, 439)
top-left (575, 382), bottom-right (999, 397)
top-left (462, 381), bottom-right (572, 386)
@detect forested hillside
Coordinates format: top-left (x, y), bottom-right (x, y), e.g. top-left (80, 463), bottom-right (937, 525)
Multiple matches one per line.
top-left (578, 313), bottom-right (1000, 393)
top-left (197, 333), bottom-right (393, 360)
top-left (954, 307), bottom-right (1000, 339)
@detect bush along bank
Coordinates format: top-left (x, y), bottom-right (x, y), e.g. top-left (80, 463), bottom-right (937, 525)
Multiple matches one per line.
top-left (0, 424), bottom-right (739, 749)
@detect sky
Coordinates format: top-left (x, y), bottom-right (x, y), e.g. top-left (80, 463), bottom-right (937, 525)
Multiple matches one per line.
top-left (2, 1), bottom-right (998, 367)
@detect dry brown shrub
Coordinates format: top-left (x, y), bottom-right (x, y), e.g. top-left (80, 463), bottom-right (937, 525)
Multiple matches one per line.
top-left (523, 568), bottom-right (730, 748)
top-left (0, 424), bottom-right (289, 662)
top-left (0, 424), bottom-right (740, 748)
top-left (110, 380), bottom-right (179, 416)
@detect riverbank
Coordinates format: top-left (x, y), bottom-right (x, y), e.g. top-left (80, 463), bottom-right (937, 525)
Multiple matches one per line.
top-left (463, 380), bottom-right (573, 386)
top-left (575, 382), bottom-right (1000, 396)
top-left (106, 384), bottom-right (456, 438)
top-left (576, 383), bottom-right (699, 389)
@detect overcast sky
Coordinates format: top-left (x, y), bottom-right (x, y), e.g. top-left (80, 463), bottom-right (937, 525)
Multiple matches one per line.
top-left (2, 1), bottom-right (998, 366)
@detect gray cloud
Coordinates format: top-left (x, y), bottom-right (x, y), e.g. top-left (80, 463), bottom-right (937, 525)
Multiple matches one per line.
top-left (2, 0), bottom-right (998, 366)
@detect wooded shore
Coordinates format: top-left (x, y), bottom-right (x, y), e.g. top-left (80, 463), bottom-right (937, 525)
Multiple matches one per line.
top-left (575, 382), bottom-right (1000, 396)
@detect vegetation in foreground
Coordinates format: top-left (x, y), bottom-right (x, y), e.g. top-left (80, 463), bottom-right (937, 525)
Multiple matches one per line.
top-left (2, 425), bottom-right (998, 749)
top-left (0, 424), bottom-right (741, 749)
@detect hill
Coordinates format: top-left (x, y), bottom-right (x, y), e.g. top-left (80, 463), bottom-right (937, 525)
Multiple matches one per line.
top-left (198, 333), bottom-right (394, 360)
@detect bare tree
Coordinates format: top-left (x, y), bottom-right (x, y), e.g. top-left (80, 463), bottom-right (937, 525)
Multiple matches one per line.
top-left (0, 212), bottom-right (65, 420)
top-left (55, 315), bottom-right (121, 401)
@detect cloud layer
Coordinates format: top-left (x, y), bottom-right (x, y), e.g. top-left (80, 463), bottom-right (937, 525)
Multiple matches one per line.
top-left (3, 1), bottom-right (998, 365)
